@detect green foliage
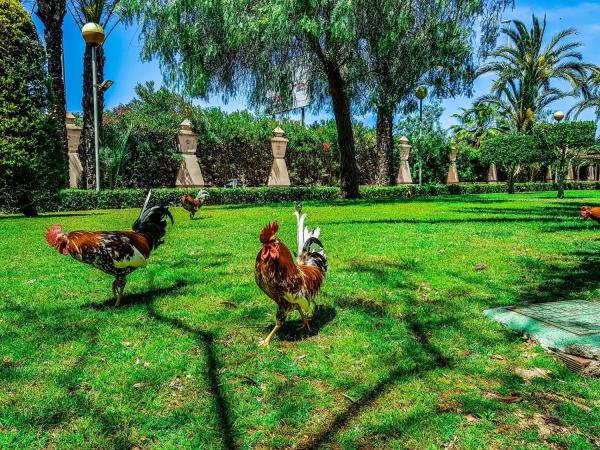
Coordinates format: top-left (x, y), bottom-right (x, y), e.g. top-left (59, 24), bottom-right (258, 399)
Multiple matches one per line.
top-left (24, 182), bottom-right (600, 213)
top-left (480, 133), bottom-right (542, 193)
top-left (396, 102), bottom-right (479, 182)
top-left (534, 122), bottom-right (597, 159)
top-left (101, 83), bottom-right (184, 188)
top-left (534, 121), bottom-right (597, 198)
top-left (0, 0), bottom-right (66, 215)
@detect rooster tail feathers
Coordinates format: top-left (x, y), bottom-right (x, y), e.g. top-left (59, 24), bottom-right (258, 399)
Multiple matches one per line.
top-left (294, 206), bottom-right (327, 273)
top-left (195, 189), bottom-right (209, 201)
top-left (132, 205), bottom-right (173, 249)
top-left (300, 236), bottom-right (328, 273)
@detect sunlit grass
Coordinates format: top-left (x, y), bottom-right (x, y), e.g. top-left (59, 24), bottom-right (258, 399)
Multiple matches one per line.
top-left (1, 191), bottom-right (599, 448)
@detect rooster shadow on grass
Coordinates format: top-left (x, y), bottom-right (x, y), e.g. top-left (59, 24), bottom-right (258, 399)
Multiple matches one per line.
top-left (268, 304), bottom-right (337, 342)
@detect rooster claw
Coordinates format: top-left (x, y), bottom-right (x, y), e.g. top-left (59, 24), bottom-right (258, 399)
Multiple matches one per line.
top-left (258, 338), bottom-right (270, 346)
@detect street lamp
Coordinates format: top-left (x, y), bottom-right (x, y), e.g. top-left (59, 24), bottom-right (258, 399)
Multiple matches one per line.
top-left (81, 22), bottom-right (107, 192)
top-left (415, 85), bottom-right (428, 185)
top-left (553, 110), bottom-right (565, 122)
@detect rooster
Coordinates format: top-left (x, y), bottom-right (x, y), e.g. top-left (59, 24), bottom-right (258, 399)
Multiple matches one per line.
top-left (45, 191), bottom-right (173, 306)
top-left (255, 204), bottom-right (328, 345)
top-left (580, 205), bottom-right (600, 223)
top-left (181, 189), bottom-right (209, 219)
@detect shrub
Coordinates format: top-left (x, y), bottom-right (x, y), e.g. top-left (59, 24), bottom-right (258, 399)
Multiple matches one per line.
top-left (0, 0), bottom-right (66, 215)
top-left (29, 182), bottom-right (600, 213)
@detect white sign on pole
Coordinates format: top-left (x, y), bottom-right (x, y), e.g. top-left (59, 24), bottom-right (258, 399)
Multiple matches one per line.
top-left (292, 65), bottom-right (310, 109)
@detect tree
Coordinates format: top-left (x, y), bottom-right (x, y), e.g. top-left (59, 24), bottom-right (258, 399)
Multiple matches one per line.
top-left (480, 134), bottom-right (541, 193)
top-left (569, 68), bottom-right (600, 120)
top-left (355, 0), bottom-right (509, 185)
top-left (451, 102), bottom-right (511, 149)
top-left (68, 0), bottom-right (119, 189)
top-left (477, 15), bottom-right (594, 132)
top-left (534, 121), bottom-right (596, 198)
top-left (0, 0), bottom-right (66, 215)
top-left (35, 0), bottom-right (68, 157)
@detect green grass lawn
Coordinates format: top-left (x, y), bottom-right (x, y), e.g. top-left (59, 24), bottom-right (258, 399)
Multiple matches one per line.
top-left (1, 191), bottom-right (600, 449)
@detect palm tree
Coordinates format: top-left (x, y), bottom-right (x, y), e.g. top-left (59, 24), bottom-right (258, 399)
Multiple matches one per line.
top-left (569, 68), bottom-right (600, 120)
top-left (477, 15), bottom-right (593, 132)
top-left (451, 102), bottom-right (511, 148)
top-left (68, 0), bottom-right (119, 188)
top-left (35, 0), bottom-right (68, 156)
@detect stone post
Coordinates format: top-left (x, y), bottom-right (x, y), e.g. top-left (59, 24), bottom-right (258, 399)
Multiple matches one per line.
top-left (396, 136), bottom-right (413, 184)
top-left (566, 163), bottom-right (575, 182)
top-left (545, 166), bottom-right (553, 183)
top-left (446, 146), bottom-right (459, 184)
top-left (66, 112), bottom-right (83, 188)
top-left (587, 165), bottom-right (596, 181)
top-left (486, 164), bottom-right (498, 183)
top-left (268, 127), bottom-right (291, 187)
top-left (175, 119), bottom-right (205, 187)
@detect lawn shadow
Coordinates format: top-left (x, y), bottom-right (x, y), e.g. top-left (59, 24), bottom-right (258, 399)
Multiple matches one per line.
top-left (514, 249), bottom-right (600, 305)
top-left (297, 312), bottom-right (453, 449)
top-left (146, 304), bottom-right (238, 449)
top-left (84, 280), bottom-right (190, 310)
top-left (275, 304), bottom-right (337, 342)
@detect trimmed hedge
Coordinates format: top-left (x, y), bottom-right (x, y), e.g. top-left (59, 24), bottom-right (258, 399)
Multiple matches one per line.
top-left (29, 182), bottom-right (600, 212)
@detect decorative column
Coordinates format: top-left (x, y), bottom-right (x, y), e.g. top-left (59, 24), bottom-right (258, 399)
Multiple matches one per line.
top-left (446, 146), bottom-right (459, 184)
top-left (268, 127), bottom-right (291, 187)
top-left (396, 136), bottom-right (413, 184)
top-left (566, 163), bottom-right (575, 182)
top-left (66, 112), bottom-right (83, 188)
top-left (175, 119), bottom-right (205, 187)
top-left (545, 166), bottom-right (553, 183)
top-left (486, 164), bottom-right (498, 183)
top-left (587, 165), bottom-right (596, 181)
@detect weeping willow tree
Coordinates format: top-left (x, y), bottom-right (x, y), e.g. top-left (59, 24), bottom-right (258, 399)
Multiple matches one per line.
top-left (68, 0), bottom-right (119, 188)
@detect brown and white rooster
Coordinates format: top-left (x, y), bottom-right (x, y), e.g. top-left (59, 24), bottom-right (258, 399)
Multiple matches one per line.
top-left (45, 192), bottom-right (173, 306)
top-left (255, 204), bottom-right (328, 345)
top-left (181, 189), bottom-right (208, 220)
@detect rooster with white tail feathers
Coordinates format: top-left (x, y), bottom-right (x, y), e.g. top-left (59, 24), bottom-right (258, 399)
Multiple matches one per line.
top-left (255, 203), bottom-right (328, 345)
top-left (181, 189), bottom-right (209, 219)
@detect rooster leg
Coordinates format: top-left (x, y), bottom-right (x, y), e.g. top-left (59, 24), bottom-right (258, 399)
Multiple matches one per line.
top-left (297, 307), bottom-right (311, 331)
top-left (259, 320), bottom-right (282, 346)
top-left (112, 280), bottom-right (118, 302)
top-left (114, 278), bottom-right (126, 307)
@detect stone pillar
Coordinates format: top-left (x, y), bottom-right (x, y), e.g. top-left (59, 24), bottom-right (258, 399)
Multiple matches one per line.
top-left (175, 119), bottom-right (205, 187)
top-left (66, 112), bottom-right (83, 188)
top-left (545, 166), bottom-right (553, 183)
top-left (396, 136), bottom-right (413, 184)
top-left (446, 146), bottom-right (459, 184)
top-left (268, 127), bottom-right (291, 187)
top-left (566, 163), bottom-right (575, 182)
top-left (486, 164), bottom-right (498, 183)
top-left (587, 165), bottom-right (596, 181)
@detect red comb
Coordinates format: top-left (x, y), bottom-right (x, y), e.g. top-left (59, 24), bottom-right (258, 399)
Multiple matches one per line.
top-left (260, 221), bottom-right (279, 243)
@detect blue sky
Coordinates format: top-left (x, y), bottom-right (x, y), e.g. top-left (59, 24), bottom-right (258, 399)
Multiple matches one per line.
top-left (30, 0), bottom-right (600, 129)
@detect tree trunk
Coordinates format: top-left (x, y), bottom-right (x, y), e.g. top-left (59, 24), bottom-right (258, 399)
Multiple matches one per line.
top-left (507, 165), bottom-right (515, 194)
top-left (78, 44), bottom-right (105, 189)
top-left (557, 155), bottom-right (566, 199)
top-left (36, 0), bottom-right (67, 158)
top-left (323, 65), bottom-right (360, 198)
top-left (375, 107), bottom-right (395, 185)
